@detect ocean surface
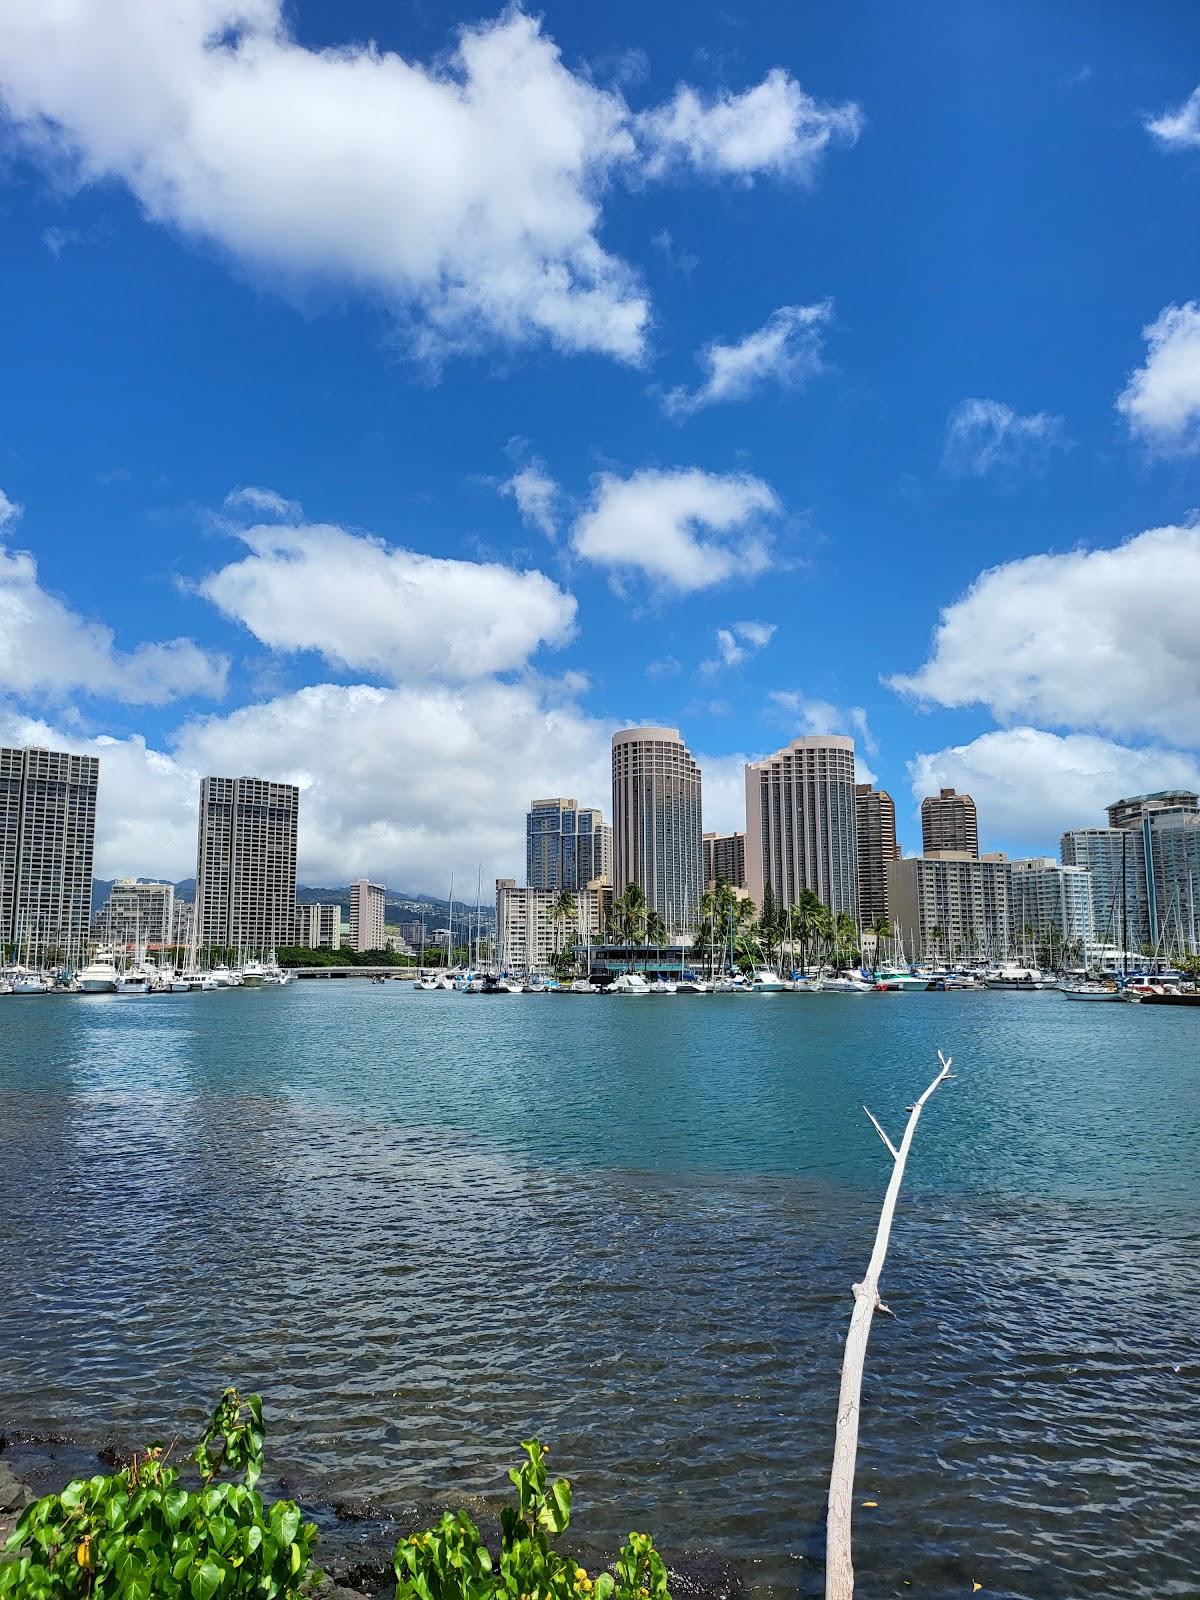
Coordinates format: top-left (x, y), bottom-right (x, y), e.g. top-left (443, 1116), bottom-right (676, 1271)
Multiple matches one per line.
top-left (1, 983), bottom-right (1197, 1598)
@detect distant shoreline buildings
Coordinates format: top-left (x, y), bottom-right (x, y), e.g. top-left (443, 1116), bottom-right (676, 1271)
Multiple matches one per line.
top-left (3, 737), bottom-right (1198, 968)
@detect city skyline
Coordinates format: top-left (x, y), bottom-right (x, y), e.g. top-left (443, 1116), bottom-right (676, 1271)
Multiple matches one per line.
top-left (1, 2), bottom-right (1198, 894)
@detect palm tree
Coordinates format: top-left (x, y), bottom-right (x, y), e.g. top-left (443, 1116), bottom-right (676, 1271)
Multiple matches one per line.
top-left (834, 911), bottom-right (858, 969)
top-left (610, 881), bottom-right (648, 946)
top-left (550, 889), bottom-right (577, 961)
top-left (645, 909), bottom-right (667, 946)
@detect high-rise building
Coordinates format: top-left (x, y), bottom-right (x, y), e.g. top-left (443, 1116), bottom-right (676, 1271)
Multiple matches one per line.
top-left (611, 727), bottom-right (703, 934)
top-left (171, 898), bottom-right (194, 952)
top-left (745, 736), bottom-right (859, 917)
top-left (526, 799), bottom-right (612, 891)
top-left (93, 878), bottom-right (175, 949)
top-left (854, 784), bottom-right (899, 926)
top-left (1106, 790), bottom-right (1199, 831)
top-left (889, 851), bottom-right (1012, 960)
top-left (292, 902), bottom-right (341, 949)
top-left (195, 776), bottom-right (299, 954)
top-left (1063, 790), bottom-right (1200, 953)
top-left (1060, 827), bottom-right (1150, 952)
top-left (0, 745), bottom-right (99, 960)
top-left (496, 878), bottom-right (611, 974)
top-left (1010, 858), bottom-right (1095, 954)
top-left (348, 879), bottom-right (386, 952)
top-left (703, 831), bottom-right (746, 889)
top-left (920, 788), bottom-right (979, 858)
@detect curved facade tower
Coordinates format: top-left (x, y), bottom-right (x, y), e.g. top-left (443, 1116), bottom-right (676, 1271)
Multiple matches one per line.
top-left (611, 727), bottom-right (703, 935)
top-left (745, 735), bottom-right (859, 918)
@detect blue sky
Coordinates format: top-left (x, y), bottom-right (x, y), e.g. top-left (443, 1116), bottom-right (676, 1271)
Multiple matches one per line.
top-left (1, 0), bottom-right (1199, 891)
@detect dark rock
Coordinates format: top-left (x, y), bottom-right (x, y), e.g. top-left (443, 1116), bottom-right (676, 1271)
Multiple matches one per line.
top-left (0, 1432), bottom-right (70, 1450)
top-left (0, 1465), bottom-right (36, 1514)
top-left (333, 1497), bottom-right (391, 1523)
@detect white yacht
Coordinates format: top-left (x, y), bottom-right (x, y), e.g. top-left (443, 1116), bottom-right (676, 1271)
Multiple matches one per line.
top-left (77, 947), bottom-right (119, 993)
top-left (1060, 980), bottom-right (1122, 1002)
top-left (789, 972), bottom-right (824, 993)
top-left (238, 959), bottom-right (267, 988)
top-left (7, 966), bottom-right (52, 995)
top-left (610, 972), bottom-right (651, 995)
top-left (748, 968), bottom-right (789, 992)
top-left (648, 977), bottom-right (678, 995)
top-left (114, 972), bottom-right (151, 995)
top-left (210, 964), bottom-right (238, 988)
top-left (822, 973), bottom-right (874, 993)
top-left (676, 976), bottom-right (711, 994)
top-left (983, 963), bottom-right (1051, 990)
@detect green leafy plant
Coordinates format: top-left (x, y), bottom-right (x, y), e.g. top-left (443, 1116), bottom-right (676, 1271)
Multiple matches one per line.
top-left (0, 1389), bottom-right (317, 1600)
top-left (393, 1441), bottom-right (670, 1600)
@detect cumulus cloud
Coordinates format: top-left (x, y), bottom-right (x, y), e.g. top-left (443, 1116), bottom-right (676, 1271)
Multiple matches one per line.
top-left (500, 459), bottom-right (560, 541)
top-left (1116, 302), bottom-right (1200, 454)
top-left (571, 468), bottom-right (779, 592)
top-left (942, 398), bottom-right (1068, 476)
top-left (0, 4), bottom-right (858, 364)
top-left (909, 728), bottom-right (1200, 851)
top-left (0, 490), bottom-right (22, 529)
top-left (0, 511), bottom-right (227, 706)
top-left (767, 691), bottom-right (877, 778)
top-left (702, 619), bottom-right (776, 671)
top-left (1146, 86), bottom-right (1200, 150)
top-left (662, 302), bottom-right (831, 417)
top-left (223, 485), bottom-right (302, 521)
top-left (888, 522), bottom-right (1200, 746)
top-left (638, 69), bottom-right (861, 180)
top-left (199, 521), bottom-right (577, 682)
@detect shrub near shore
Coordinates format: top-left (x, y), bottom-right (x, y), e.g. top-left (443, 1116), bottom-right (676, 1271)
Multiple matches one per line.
top-left (0, 1394), bottom-right (670, 1600)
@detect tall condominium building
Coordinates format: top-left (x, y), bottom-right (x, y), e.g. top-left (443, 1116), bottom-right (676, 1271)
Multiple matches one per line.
top-left (1063, 790), bottom-right (1200, 952)
top-left (612, 727), bottom-right (703, 934)
top-left (195, 776), bottom-right (299, 954)
top-left (889, 852), bottom-right (1012, 960)
top-left (1106, 790), bottom-right (1199, 830)
top-left (292, 902), bottom-right (341, 950)
top-left (854, 784), bottom-right (899, 926)
top-left (526, 799), bottom-right (613, 891)
top-left (93, 878), bottom-right (175, 950)
top-left (920, 787), bottom-right (979, 858)
top-left (0, 745), bottom-right (99, 959)
top-left (348, 879), bottom-right (386, 952)
top-left (495, 879), bottom-right (611, 974)
top-left (745, 736), bottom-right (859, 917)
top-left (1010, 858), bottom-right (1095, 953)
top-left (171, 898), bottom-right (194, 952)
top-left (1060, 827), bottom-right (1150, 951)
top-left (703, 830), bottom-right (746, 889)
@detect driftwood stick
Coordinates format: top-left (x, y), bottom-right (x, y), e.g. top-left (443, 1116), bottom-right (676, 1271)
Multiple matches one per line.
top-left (825, 1050), bottom-right (954, 1600)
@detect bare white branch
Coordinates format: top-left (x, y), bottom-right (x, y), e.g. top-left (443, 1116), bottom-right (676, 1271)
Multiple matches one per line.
top-left (862, 1106), bottom-right (899, 1161)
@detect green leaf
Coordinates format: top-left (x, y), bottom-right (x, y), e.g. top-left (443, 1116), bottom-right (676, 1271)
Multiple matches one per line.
top-left (190, 1557), bottom-right (223, 1600)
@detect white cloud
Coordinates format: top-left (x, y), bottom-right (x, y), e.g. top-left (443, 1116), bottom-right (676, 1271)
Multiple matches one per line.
top-left (224, 485), bottom-right (301, 521)
top-left (1146, 86), bottom-right (1200, 150)
top-left (0, 490), bottom-right (22, 529)
top-left (703, 619), bottom-right (776, 671)
top-left (571, 468), bottom-right (779, 592)
top-left (500, 460), bottom-right (560, 541)
top-left (888, 522), bottom-right (1200, 746)
top-left (909, 728), bottom-right (1200, 851)
top-left (1116, 302), bottom-right (1200, 454)
top-left (0, 516), bottom-right (227, 706)
top-left (0, 5), bottom-right (860, 365)
top-left (767, 692), bottom-right (877, 779)
top-left (662, 302), bottom-right (831, 417)
top-left (942, 398), bottom-right (1068, 476)
top-left (638, 69), bottom-right (862, 180)
top-left (199, 520), bottom-right (576, 681)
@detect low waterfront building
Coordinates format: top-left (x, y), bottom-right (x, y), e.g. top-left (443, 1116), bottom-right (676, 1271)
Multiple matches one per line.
top-left (348, 878), bottom-right (386, 952)
top-left (496, 878), bottom-right (611, 974)
top-left (703, 830), bottom-right (746, 889)
top-left (889, 851), bottom-right (1012, 961)
top-left (292, 901), bottom-right (341, 949)
top-left (1009, 858), bottom-right (1095, 955)
top-left (93, 877), bottom-right (175, 950)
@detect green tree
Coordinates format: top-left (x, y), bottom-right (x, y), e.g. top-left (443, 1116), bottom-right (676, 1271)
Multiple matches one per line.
top-left (550, 890), bottom-right (577, 958)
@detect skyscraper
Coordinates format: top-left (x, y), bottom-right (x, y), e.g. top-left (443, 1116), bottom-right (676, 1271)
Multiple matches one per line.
top-left (0, 744), bottom-right (98, 959)
top-left (745, 736), bottom-right (859, 916)
top-left (611, 727), bottom-right (703, 933)
top-left (920, 788), bottom-right (979, 857)
top-left (703, 831), bottom-right (746, 889)
top-left (1063, 790), bottom-right (1200, 953)
top-left (195, 776), bottom-right (299, 954)
top-left (348, 879), bottom-right (386, 952)
top-left (854, 784), bottom-right (898, 926)
top-left (526, 799), bottom-right (613, 890)
top-left (93, 878), bottom-right (175, 949)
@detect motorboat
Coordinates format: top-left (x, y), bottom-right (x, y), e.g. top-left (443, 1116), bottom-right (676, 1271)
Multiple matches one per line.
top-left (414, 974), bottom-right (443, 992)
top-left (822, 972), bottom-right (874, 993)
top-left (6, 966), bottom-right (52, 994)
top-left (711, 974), bottom-right (747, 993)
top-left (676, 976), bottom-right (711, 994)
top-left (748, 969), bottom-right (789, 992)
top-left (609, 973), bottom-right (651, 995)
top-left (982, 963), bottom-right (1052, 990)
top-left (872, 965), bottom-right (928, 992)
top-left (788, 972), bottom-right (824, 993)
top-left (238, 959), bottom-right (267, 988)
top-left (114, 973), bottom-right (151, 995)
top-left (648, 977), bottom-right (678, 994)
top-left (77, 947), bottom-right (119, 994)
top-left (210, 964), bottom-right (238, 988)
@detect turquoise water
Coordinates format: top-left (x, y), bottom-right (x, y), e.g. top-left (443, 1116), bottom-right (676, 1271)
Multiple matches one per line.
top-left (1, 985), bottom-right (1197, 1597)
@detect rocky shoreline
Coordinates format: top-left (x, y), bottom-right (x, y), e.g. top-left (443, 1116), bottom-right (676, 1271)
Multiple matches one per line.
top-left (0, 1429), bottom-right (743, 1600)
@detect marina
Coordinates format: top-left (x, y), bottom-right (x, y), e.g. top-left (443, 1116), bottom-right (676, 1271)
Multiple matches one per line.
top-left (1, 983), bottom-right (1195, 1599)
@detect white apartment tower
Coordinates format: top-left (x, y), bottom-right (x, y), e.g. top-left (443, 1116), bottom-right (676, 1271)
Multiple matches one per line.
top-left (0, 745), bottom-right (99, 960)
top-left (348, 879), bottom-right (386, 952)
top-left (94, 878), bottom-right (175, 949)
top-left (611, 727), bottom-right (703, 934)
top-left (745, 736), bottom-right (859, 917)
top-left (195, 776), bottom-right (299, 954)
